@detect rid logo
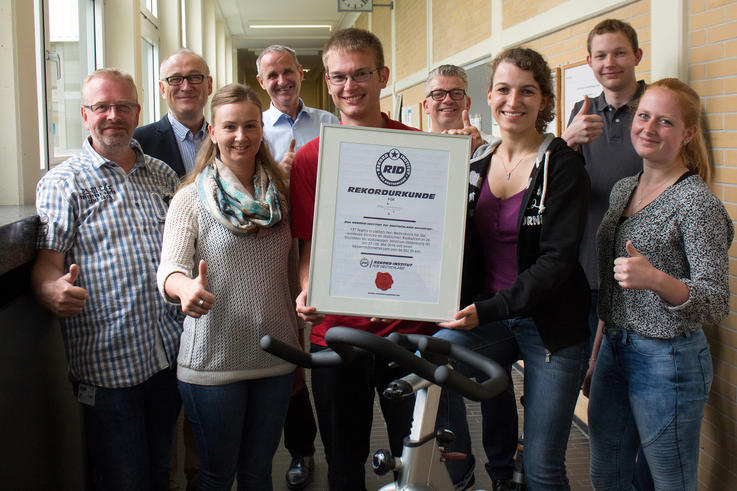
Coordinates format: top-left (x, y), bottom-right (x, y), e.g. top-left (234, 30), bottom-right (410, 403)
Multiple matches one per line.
top-left (376, 148), bottom-right (411, 186)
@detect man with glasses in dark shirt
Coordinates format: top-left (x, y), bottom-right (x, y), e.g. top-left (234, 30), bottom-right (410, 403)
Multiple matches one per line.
top-left (135, 49), bottom-right (213, 178)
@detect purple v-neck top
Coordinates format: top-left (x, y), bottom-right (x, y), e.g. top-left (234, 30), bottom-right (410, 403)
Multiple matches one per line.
top-left (474, 177), bottom-right (523, 295)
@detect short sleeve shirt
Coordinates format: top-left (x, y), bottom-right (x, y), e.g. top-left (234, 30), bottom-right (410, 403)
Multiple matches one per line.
top-left (35, 138), bottom-right (181, 387)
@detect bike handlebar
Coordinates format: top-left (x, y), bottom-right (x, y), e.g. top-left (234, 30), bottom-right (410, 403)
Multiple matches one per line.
top-left (260, 327), bottom-right (508, 401)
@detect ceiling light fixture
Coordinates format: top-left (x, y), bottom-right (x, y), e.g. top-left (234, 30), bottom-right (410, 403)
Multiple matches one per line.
top-left (249, 24), bottom-right (333, 30)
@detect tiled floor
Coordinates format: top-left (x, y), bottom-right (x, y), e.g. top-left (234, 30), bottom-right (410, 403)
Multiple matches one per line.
top-left (268, 365), bottom-right (593, 490)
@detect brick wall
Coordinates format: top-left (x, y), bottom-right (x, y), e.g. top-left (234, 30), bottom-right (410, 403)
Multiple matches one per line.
top-left (394, 0), bottom-right (427, 80)
top-left (523, 1), bottom-right (650, 80)
top-left (373, 8), bottom-right (393, 85)
top-left (688, 1), bottom-right (737, 489)
top-left (502, 0), bottom-right (567, 29)
top-left (432, 0), bottom-right (491, 62)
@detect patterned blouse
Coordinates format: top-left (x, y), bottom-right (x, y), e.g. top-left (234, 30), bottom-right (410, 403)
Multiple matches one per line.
top-left (597, 173), bottom-right (733, 339)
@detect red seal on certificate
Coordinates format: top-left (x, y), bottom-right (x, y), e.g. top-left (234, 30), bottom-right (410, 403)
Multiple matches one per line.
top-left (375, 272), bottom-right (394, 291)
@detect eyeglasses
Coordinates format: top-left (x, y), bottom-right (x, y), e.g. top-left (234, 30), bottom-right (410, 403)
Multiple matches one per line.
top-left (83, 102), bottom-right (138, 114)
top-left (426, 89), bottom-right (466, 101)
top-left (326, 69), bottom-right (379, 86)
top-left (162, 74), bottom-right (206, 86)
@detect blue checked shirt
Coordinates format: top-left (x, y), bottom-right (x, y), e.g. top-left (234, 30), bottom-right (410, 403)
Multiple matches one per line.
top-left (263, 99), bottom-right (339, 162)
top-left (36, 137), bottom-right (182, 388)
top-left (168, 112), bottom-right (208, 174)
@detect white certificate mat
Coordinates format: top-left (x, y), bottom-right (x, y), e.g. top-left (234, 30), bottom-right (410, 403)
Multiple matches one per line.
top-left (308, 125), bottom-right (471, 322)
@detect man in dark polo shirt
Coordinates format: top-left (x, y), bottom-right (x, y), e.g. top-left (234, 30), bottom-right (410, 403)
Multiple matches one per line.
top-left (563, 18), bottom-right (645, 352)
top-left (563, 18), bottom-right (651, 491)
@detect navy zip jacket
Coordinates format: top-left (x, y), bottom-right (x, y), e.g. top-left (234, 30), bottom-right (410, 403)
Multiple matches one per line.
top-left (462, 134), bottom-right (591, 354)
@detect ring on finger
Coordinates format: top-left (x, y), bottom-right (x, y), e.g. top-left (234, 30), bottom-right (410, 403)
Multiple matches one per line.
top-left (199, 298), bottom-right (205, 306)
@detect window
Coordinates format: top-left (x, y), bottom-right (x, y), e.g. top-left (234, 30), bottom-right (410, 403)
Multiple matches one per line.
top-left (140, 36), bottom-right (159, 124)
top-left (181, 0), bottom-right (187, 48)
top-left (140, 0), bottom-right (157, 18)
top-left (141, 0), bottom-right (160, 124)
top-left (140, 2), bottom-right (159, 124)
top-left (37, 0), bottom-right (102, 167)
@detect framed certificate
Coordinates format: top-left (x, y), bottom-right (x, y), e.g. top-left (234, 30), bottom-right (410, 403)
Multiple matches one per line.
top-left (562, 60), bottom-right (603, 126)
top-left (307, 125), bottom-right (471, 322)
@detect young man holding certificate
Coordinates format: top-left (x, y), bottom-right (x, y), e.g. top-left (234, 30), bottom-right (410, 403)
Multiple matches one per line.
top-left (290, 28), bottom-right (437, 491)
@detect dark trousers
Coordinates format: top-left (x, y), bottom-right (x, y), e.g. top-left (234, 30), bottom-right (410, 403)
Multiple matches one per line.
top-left (310, 342), bottom-right (415, 491)
top-left (75, 368), bottom-right (181, 491)
top-left (283, 385), bottom-right (318, 458)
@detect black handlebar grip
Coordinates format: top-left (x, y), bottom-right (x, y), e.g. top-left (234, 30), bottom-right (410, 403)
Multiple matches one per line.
top-left (417, 335), bottom-right (452, 356)
top-left (260, 335), bottom-right (311, 366)
top-left (260, 335), bottom-right (345, 367)
top-left (433, 342), bottom-right (509, 401)
top-left (326, 327), bottom-right (439, 383)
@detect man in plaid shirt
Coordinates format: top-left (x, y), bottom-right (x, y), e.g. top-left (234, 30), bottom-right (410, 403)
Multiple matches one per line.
top-left (32, 68), bottom-right (181, 491)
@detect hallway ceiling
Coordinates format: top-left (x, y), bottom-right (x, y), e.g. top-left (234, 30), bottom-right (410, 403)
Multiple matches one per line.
top-left (217, 0), bottom-right (361, 56)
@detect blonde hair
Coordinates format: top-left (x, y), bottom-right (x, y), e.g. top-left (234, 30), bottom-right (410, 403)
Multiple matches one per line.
top-left (81, 68), bottom-right (137, 104)
top-left (322, 28), bottom-right (384, 71)
top-left (184, 83), bottom-right (288, 199)
top-left (638, 79), bottom-right (711, 183)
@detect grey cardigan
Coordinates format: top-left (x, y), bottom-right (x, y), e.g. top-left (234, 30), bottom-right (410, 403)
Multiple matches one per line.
top-left (597, 173), bottom-right (733, 338)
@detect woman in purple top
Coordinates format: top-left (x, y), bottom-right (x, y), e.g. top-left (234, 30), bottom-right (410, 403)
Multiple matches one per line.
top-left (435, 48), bottom-right (590, 491)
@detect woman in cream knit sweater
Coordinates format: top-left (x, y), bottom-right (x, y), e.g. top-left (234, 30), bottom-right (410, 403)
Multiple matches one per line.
top-left (157, 83), bottom-right (300, 490)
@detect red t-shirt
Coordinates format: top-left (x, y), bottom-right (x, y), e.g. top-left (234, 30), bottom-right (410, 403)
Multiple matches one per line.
top-left (290, 113), bottom-right (437, 346)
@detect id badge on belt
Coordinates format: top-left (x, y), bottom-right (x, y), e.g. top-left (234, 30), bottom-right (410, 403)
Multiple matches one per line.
top-left (77, 383), bottom-right (96, 406)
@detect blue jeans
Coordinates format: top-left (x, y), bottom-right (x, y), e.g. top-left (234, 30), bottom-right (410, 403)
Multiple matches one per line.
top-left (436, 318), bottom-right (587, 490)
top-left (75, 367), bottom-right (181, 491)
top-left (587, 289), bottom-right (599, 357)
top-left (589, 327), bottom-right (712, 491)
top-left (589, 292), bottom-right (653, 490)
top-left (179, 373), bottom-right (294, 491)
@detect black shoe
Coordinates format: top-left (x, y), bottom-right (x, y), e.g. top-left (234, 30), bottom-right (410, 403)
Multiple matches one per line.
top-left (492, 479), bottom-right (514, 491)
top-left (286, 456), bottom-right (314, 490)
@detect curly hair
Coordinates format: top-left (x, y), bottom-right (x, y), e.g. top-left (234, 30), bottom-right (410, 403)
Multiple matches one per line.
top-left (488, 48), bottom-right (554, 134)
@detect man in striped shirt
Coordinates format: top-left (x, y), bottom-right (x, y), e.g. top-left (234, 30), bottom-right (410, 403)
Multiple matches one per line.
top-left (32, 68), bottom-right (181, 491)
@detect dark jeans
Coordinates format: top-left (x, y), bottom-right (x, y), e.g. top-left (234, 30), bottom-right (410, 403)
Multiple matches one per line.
top-left (310, 342), bottom-right (415, 491)
top-left (75, 367), bottom-right (181, 491)
top-left (179, 373), bottom-right (293, 491)
top-left (434, 323), bottom-right (518, 485)
top-left (284, 385), bottom-right (317, 458)
top-left (587, 289), bottom-right (599, 357)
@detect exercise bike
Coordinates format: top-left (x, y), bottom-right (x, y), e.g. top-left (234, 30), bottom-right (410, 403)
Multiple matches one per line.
top-left (261, 327), bottom-right (508, 491)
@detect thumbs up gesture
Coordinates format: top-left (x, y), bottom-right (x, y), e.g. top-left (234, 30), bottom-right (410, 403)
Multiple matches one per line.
top-left (562, 96), bottom-right (604, 149)
top-left (278, 138), bottom-right (297, 176)
top-left (613, 241), bottom-right (654, 290)
top-left (52, 263), bottom-right (89, 317)
top-left (172, 260), bottom-right (216, 318)
top-left (442, 110), bottom-right (484, 155)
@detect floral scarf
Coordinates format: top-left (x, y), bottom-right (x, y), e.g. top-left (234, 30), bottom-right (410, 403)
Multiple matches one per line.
top-left (196, 159), bottom-right (283, 234)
